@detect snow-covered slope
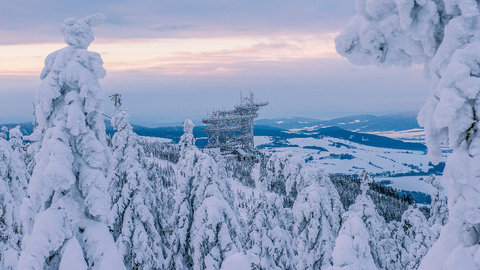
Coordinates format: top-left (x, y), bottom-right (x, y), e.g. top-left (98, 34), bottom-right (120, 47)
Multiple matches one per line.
top-left (255, 136), bottom-right (444, 177)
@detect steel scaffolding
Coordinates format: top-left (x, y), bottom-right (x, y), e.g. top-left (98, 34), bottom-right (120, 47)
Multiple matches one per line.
top-left (203, 92), bottom-right (268, 153)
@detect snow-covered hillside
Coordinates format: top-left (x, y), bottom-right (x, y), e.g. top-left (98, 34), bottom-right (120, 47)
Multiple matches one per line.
top-left (255, 136), bottom-right (444, 176)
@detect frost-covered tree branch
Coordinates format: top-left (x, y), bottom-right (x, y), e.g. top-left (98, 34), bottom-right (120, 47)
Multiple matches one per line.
top-left (336, 0), bottom-right (480, 268)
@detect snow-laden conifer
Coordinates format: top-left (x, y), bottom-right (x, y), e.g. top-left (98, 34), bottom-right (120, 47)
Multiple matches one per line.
top-left (18, 14), bottom-right (125, 270)
top-left (170, 119), bottom-right (199, 269)
top-left (336, 1), bottom-right (480, 268)
top-left (332, 171), bottom-right (386, 269)
top-left (171, 120), bottom-right (241, 269)
top-left (190, 153), bottom-right (242, 270)
top-left (245, 191), bottom-right (296, 270)
top-left (331, 214), bottom-right (378, 270)
top-left (0, 134), bottom-right (27, 269)
top-left (109, 100), bottom-right (166, 269)
top-left (261, 152), bottom-right (343, 269)
top-left (293, 168), bottom-right (343, 269)
top-left (0, 127), bottom-right (7, 140)
top-left (425, 174), bottom-right (448, 227)
top-left (397, 206), bottom-right (435, 270)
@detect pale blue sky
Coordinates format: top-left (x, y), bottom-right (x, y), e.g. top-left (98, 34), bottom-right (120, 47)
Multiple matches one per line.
top-left (0, 0), bottom-right (429, 125)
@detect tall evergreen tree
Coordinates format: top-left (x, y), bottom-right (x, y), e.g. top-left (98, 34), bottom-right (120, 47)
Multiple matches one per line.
top-left (18, 14), bottom-right (125, 270)
top-left (293, 168), bottom-right (343, 269)
top-left (425, 175), bottom-right (448, 227)
top-left (109, 99), bottom-right (166, 269)
top-left (170, 119), bottom-right (199, 269)
top-left (331, 214), bottom-right (378, 270)
top-left (0, 133), bottom-right (27, 269)
top-left (171, 120), bottom-right (241, 269)
top-left (397, 206), bottom-right (435, 270)
top-left (336, 0), bottom-right (480, 268)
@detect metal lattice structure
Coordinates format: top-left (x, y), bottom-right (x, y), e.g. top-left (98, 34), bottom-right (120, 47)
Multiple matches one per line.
top-left (203, 92), bottom-right (268, 153)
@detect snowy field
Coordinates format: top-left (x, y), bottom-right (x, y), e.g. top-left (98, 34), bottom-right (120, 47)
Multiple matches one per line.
top-left (365, 128), bottom-right (425, 143)
top-left (376, 176), bottom-right (438, 195)
top-left (255, 136), bottom-right (443, 175)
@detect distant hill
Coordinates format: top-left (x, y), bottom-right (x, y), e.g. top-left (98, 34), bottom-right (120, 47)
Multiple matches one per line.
top-left (304, 126), bottom-right (426, 151)
top-left (256, 112), bottom-right (421, 132)
top-left (115, 124), bottom-right (425, 152)
top-left (1, 112), bottom-right (425, 151)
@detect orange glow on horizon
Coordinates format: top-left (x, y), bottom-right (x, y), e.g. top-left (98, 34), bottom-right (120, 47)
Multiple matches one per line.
top-left (0, 34), bottom-right (339, 76)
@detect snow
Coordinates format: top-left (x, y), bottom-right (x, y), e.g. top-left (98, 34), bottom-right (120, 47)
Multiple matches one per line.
top-left (365, 128), bottom-right (425, 142)
top-left (258, 136), bottom-right (435, 175)
top-left (221, 252), bottom-right (252, 270)
top-left (337, 0), bottom-right (480, 268)
top-left (331, 214), bottom-right (378, 270)
top-left (377, 176), bottom-right (436, 195)
top-left (18, 14), bottom-right (125, 269)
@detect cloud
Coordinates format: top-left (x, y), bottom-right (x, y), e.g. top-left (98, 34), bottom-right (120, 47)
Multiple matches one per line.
top-left (0, 0), bottom-right (356, 44)
top-left (0, 34), bottom-right (338, 76)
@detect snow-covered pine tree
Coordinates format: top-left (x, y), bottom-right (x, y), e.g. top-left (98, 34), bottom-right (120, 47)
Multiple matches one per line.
top-left (189, 151), bottom-right (242, 270)
top-left (0, 133), bottom-right (27, 269)
top-left (8, 127), bottom-right (26, 161)
top-left (335, 171), bottom-right (387, 269)
top-left (244, 186), bottom-right (295, 269)
top-left (397, 206), bottom-right (435, 270)
top-left (378, 221), bottom-right (402, 270)
top-left (336, 1), bottom-right (480, 268)
top-left (331, 214), bottom-right (378, 270)
top-left (244, 190), bottom-right (296, 270)
top-left (245, 192), bottom-right (275, 269)
top-left (170, 119), bottom-right (199, 269)
top-left (263, 152), bottom-right (302, 206)
top-left (425, 174), bottom-right (448, 227)
top-left (179, 119), bottom-right (195, 153)
top-left (171, 120), bottom-right (242, 269)
top-left (0, 126), bottom-right (8, 140)
top-left (109, 99), bottom-right (166, 269)
top-left (18, 14), bottom-right (125, 270)
top-left (293, 168), bottom-right (343, 269)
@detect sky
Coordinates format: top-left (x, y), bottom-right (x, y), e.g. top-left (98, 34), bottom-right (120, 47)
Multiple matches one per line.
top-left (0, 0), bottom-right (429, 126)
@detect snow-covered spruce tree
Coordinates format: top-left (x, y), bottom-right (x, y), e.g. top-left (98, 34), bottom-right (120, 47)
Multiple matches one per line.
top-left (190, 151), bottom-right (242, 270)
top-left (245, 192), bottom-right (275, 269)
top-left (397, 206), bottom-right (435, 270)
top-left (336, 1), bottom-right (480, 268)
top-left (260, 152), bottom-right (343, 268)
top-left (293, 168), bottom-right (343, 269)
top-left (243, 186), bottom-right (295, 269)
top-left (109, 101), bottom-right (166, 269)
top-left (8, 126), bottom-right (29, 171)
top-left (170, 119), bottom-right (198, 269)
top-left (331, 214), bottom-right (378, 270)
top-left (263, 152), bottom-right (302, 206)
top-left (179, 119), bottom-right (195, 153)
top-left (333, 171), bottom-right (387, 269)
top-left (171, 120), bottom-right (242, 270)
top-left (18, 14), bottom-right (125, 270)
top-left (245, 191), bottom-right (296, 270)
top-left (0, 133), bottom-right (27, 269)
top-left (0, 126), bottom-right (8, 140)
top-left (425, 174), bottom-right (448, 227)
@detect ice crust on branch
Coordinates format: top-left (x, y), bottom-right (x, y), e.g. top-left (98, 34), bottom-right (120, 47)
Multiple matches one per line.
top-left (336, 0), bottom-right (480, 268)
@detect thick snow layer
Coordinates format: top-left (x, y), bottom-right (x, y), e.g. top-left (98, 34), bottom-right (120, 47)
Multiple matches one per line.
top-left (19, 14), bottom-right (125, 269)
top-left (221, 252), bottom-right (252, 270)
top-left (331, 214), bottom-right (378, 270)
top-left (337, 0), bottom-right (480, 268)
top-left (256, 136), bottom-right (438, 175)
top-left (378, 176), bottom-right (436, 195)
top-left (365, 128), bottom-right (425, 142)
